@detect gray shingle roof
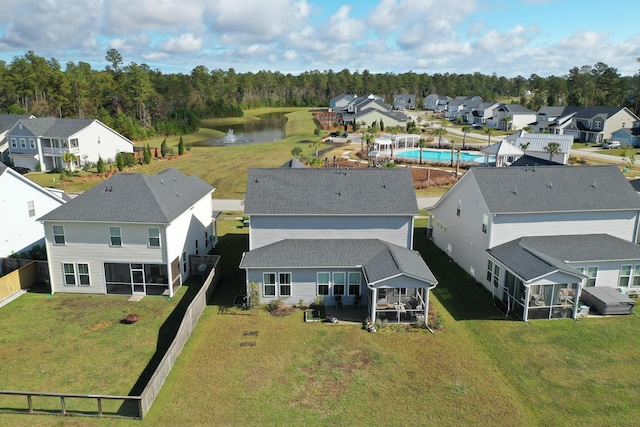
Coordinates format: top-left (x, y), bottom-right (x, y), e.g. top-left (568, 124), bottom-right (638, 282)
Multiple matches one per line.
top-left (239, 239), bottom-right (437, 285)
top-left (488, 234), bottom-right (640, 282)
top-left (468, 165), bottom-right (640, 213)
top-left (39, 168), bottom-right (213, 223)
top-left (0, 114), bottom-right (32, 133)
top-left (244, 168), bottom-right (418, 215)
top-left (16, 117), bottom-right (95, 138)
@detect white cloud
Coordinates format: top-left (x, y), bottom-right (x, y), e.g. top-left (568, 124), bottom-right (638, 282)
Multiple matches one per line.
top-left (159, 33), bottom-right (203, 54)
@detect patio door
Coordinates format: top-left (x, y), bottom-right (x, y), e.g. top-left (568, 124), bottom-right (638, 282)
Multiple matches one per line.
top-left (131, 264), bottom-right (146, 295)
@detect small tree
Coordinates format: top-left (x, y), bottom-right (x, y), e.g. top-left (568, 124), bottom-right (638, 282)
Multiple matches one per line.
top-left (62, 152), bottom-right (77, 171)
top-left (178, 135), bottom-right (185, 155)
top-left (483, 126), bottom-right (495, 147)
top-left (461, 126), bottom-right (471, 150)
top-left (291, 146), bottom-right (303, 158)
top-left (380, 118), bottom-right (385, 131)
top-left (309, 139), bottom-right (322, 157)
top-left (247, 281), bottom-right (260, 313)
top-left (160, 138), bottom-right (168, 157)
top-left (545, 142), bottom-right (561, 160)
top-left (143, 143), bottom-right (152, 164)
top-left (116, 152), bottom-right (124, 171)
top-left (314, 128), bottom-right (321, 136)
top-left (96, 156), bottom-right (105, 173)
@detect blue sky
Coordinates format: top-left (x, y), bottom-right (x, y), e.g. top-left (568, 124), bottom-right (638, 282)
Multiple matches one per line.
top-left (0, 0), bottom-right (639, 77)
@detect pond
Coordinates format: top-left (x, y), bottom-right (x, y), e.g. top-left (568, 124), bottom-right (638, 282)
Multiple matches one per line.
top-left (195, 112), bottom-right (287, 146)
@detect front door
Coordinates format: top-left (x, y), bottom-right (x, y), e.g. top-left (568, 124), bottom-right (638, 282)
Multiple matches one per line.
top-left (131, 264), bottom-right (146, 295)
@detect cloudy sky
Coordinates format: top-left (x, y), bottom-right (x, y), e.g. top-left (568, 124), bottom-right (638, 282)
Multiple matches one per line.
top-left (1, 0), bottom-right (639, 78)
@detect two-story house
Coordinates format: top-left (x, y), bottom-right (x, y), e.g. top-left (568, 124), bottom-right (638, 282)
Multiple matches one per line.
top-left (329, 93), bottom-right (357, 114)
top-left (393, 94), bottom-right (416, 110)
top-left (490, 104), bottom-right (536, 131)
top-left (0, 114), bottom-right (34, 165)
top-left (39, 168), bottom-right (216, 297)
top-left (531, 106), bottom-right (581, 135)
top-left (7, 117), bottom-right (134, 172)
top-left (239, 168), bottom-right (437, 322)
top-left (564, 106), bottom-right (639, 143)
top-left (0, 163), bottom-right (66, 266)
top-left (428, 165), bottom-right (640, 320)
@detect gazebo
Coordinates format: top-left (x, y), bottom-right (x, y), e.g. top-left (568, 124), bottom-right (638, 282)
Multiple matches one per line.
top-left (481, 140), bottom-right (524, 167)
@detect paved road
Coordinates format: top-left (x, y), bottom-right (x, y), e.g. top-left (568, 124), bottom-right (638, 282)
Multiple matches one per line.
top-left (214, 196), bottom-right (441, 212)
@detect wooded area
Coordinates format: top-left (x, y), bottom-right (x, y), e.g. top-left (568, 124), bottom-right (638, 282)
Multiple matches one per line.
top-left (1, 49), bottom-right (639, 140)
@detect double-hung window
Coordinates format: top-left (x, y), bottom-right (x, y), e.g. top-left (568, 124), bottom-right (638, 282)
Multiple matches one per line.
top-left (109, 226), bottom-right (122, 246)
top-left (348, 272), bottom-right (361, 296)
top-left (78, 263), bottom-right (90, 286)
top-left (27, 201), bottom-right (35, 217)
top-left (482, 214), bottom-right (488, 233)
top-left (53, 225), bottom-right (65, 244)
top-left (10, 138), bottom-right (17, 148)
top-left (63, 263), bottom-right (91, 286)
top-left (148, 227), bottom-right (160, 247)
top-left (633, 265), bottom-right (640, 287)
top-left (333, 272), bottom-right (345, 295)
top-left (20, 138), bottom-right (26, 148)
top-left (317, 272), bottom-right (330, 296)
top-left (29, 138), bottom-right (36, 149)
top-left (619, 265), bottom-right (632, 287)
top-left (63, 263), bottom-right (76, 285)
top-left (279, 273), bottom-right (292, 296)
top-left (263, 273), bottom-right (276, 296)
top-left (586, 266), bottom-right (598, 287)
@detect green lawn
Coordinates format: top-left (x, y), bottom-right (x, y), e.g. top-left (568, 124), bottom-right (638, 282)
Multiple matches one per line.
top-left (3, 219), bottom-right (640, 426)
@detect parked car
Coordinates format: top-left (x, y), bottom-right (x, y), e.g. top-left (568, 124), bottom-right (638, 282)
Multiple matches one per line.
top-left (602, 141), bottom-right (621, 149)
top-left (472, 124), bottom-right (483, 129)
top-left (11, 166), bottom-right (31, 174)
top-left (329, 132), bottom-right (340, 137)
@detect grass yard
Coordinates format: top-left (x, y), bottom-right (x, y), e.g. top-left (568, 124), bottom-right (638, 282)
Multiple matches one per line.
top-left (3, 218), bottom-right (640, 426)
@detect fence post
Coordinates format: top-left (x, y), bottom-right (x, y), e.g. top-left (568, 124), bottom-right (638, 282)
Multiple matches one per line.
top-left (97, 398), bottom-right (103, 417)
top-left (27, 395), bottom-right (33, 414)
top-left (60, 396), bottom-right (66, 415)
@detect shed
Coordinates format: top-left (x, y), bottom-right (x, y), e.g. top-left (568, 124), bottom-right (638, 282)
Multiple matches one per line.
top-left (580, 287), bottom-right (635, 315)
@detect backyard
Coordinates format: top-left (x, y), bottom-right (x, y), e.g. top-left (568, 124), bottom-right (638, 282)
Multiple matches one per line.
top-left (2, 218), bottom-right (640, 426)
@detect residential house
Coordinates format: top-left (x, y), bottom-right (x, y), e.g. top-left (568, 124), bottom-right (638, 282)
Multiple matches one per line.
top-left (490, 104), bottom-right (536, 130)
top-left (610, 122), bottom-right (640, 147)
top-left (531, 106), bottom-right (581, 135)
top-left (0, 163), bottom-right (66, 265)
top-left (423, 94), bottom-right (451, 112)
top-left (564, 106), bottom-right (639, 143)
top-left (39, 168), bottom-right (216, 297)
top-left (0, 114), bottom-right (33, 165)
top-left (428, 165), bottom-right (640, 320)
top-left (7, 117), bottom-right (134, 172)
top-left (329, 93), bottom-right (356, 113)
top-left (446, 96), bottom-right (483, 120)
top-left (346, 94), bottom-right (386, 114)
top-left (239, 168), bottom-right (437, 323)
top-left (470, 101), bottom-right (502, 127)
top-left (393, 94), bottom-right (416, 110)
top-left (504, 132), bottom-right (574, 164)
top-left (451, 98), bottom-right (484, 123)
top-left (344, 109), bottom-right (409, 130)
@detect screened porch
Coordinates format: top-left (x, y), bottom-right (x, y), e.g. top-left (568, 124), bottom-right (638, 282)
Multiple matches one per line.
top-left (104, 262), bottom-right (171, 296)
top-left (370, 287), bottom-right (429, 323)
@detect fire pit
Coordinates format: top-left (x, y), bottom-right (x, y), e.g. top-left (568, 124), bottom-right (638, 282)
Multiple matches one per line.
top-left (122, 313), bottom-right (140, 324)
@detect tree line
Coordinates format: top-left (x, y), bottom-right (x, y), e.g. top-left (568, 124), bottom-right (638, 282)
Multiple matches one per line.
top-left (1, 49), bottom-right (639, 140)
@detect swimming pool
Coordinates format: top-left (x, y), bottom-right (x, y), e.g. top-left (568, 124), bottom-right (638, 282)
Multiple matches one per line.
top-left (394, 148), bottom-right (491, 163)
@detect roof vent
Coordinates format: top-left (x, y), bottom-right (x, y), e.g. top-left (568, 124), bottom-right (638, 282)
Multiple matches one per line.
top-left (513, 186), bottom-right (518, 194)
top-left (592, 181), bottom-right (596, 188)
top-left (161, 179), bottom-right (164, 185)
top-left (549, 181), bottom-right (553, 188)
top-left (104, 186), bottom-right (112, 192)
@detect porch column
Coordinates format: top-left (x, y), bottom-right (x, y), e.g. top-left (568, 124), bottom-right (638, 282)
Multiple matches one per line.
top-left (370, 287), bottom-right (377, 323)
top-left (523, 286), bottom-right (531, 322)
top-left (573, 279), bottom-right (585, 320)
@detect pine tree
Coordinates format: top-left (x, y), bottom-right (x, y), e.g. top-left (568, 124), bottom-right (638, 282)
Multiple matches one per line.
top-left (178, 135), bottom-right (185, 155)
top-left (160, 139), bottom-right (168, 157)
top-left (143, 143), bottom-right (151, 164)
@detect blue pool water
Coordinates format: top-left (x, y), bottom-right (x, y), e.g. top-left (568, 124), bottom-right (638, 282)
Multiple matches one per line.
top-left (395, 149), bottom-right (491, 163)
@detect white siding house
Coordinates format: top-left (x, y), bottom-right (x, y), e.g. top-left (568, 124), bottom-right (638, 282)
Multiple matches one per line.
top-left (428, 165), bottom-right (640, 320)
top-left (39, 168), bottom-right (216, 297)
top-left (0, 163), bottom-right (66, 263)
top-left (240, 168), bottom-right (437, 323)
top-left (7, 117), bottom-right (133, 172)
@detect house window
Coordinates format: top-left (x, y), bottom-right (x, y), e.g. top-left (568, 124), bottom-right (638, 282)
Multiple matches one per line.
top-left (587, 120), bottom-right (592, 127)
top-left (487, 259), bottom-right (500, 287)
top-left (482, 214), bottom-right (488, 233)
top-left (109, 226), bottom-right (122, 246)
top-left (279, 273), bottom-right (292, 296)
top-left (586, 266), bottom-right (598, 287)
top-left (619, 265), bottom-right (632, 287)
top-left (78, 263), bottom-right (90, 286)
top-left (333, 272), bottom-right (346, 295)
top-left (195, 238), bottom-right (199, 255)
top-left (263, 273), bottom-right (276, 297)
top-left (182, 251), bottom-right (187, 273)
top-left (594, 121), bottom-right (602, 129)
top-left (456, 199), bottom-right (462, 217)
top-left (63, 263), bottom-right (76, 285)
top-left (633, 265), bottom-right (640, 287)
top-left (29, 138), bottom-right (36, 149)
top-left (317, 272), bottom-right (330, 296)
top-left (148, 228), bottom-right (160, 247)
top-left (348, 272), bottom-right (361, 295)
top-left (53, 225), bottom-right (65, 244)
top-left (20, 138), bottom-right (26, 148)
top-left (10, 138), bottom-right (17, 148)
top-left (487, 260), bottom-right (494, 282)
top-left (27, 201), bottom-right (35, 217)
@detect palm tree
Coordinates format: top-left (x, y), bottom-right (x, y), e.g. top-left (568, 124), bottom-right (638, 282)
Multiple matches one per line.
top-left (450, 139), bottom-right (456, 167)
top-left (519, 142), bottom-right (530, 156)
top-left (523, 126), bottom-right (533, 133)
top-left (62, 152), bottom-right (77, 171)
top-left (431, 126), bottom-right (447, 149)
top-left (461, 126), bottom-right (471, 150)
top-left (417, 137), bottom-right (429, 165)
top-left (483, 126), bottom-right (495, 147)
top-left (545, 142), bottom-right (561, 160)
top-left (291, 146), bottom-right (303, 158)
top-left (502, 115), bottom-right (512, 131)
top-left (309, 139), bottom-right (322, 157)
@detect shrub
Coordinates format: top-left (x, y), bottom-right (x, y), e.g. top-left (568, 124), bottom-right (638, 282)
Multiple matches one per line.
top-left (160, 139), bottom-right (168, 157)
top-left (266, 298), bottom-right (285, 311)
top-left (178, 135), bottom-right (185, 155)
top-left (97, 156), bottom-right (105, 173)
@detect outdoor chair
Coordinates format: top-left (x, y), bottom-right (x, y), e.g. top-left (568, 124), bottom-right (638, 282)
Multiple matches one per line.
top-left (353, 294), bottom-right (362, 308)
top-left (335, 295), bottom-right (343, 309)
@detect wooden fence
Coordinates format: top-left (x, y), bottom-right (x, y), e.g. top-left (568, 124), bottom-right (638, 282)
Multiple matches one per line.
top-left (0, 255), bottom-right (221, 420)
top-left (0, 261), bottom-right (38, 301)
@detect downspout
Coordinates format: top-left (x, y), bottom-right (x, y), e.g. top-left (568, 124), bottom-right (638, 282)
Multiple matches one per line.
top-left (424, 284), bottom-right (435, 333)
top-left (523, 284), bottom-right (531, 322)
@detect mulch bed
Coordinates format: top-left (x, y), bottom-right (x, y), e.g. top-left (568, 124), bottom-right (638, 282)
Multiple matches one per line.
top-left (269, 305), bottom-right (297, 317)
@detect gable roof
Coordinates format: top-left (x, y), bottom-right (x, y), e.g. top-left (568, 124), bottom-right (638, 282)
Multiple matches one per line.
top-left (464, 165), bottom-right (640, 214)
top-left (481, 140), bottom-right (524, 156)
top-left (239, 238), bottom-right (437, 286)
top-left (0, 163), bottom-right (67, 204)
top-left (0, 114), bottom-right (32, 133)
top-left (281, 158), bottom-right (307, 168)
top-left (244, 168), bottom-right (418, 216)
top-left (573, 106), bottom-right (629, 120)
top-left (39, 168), bottom-right (213, 223)
top-left (13, 117), bottom-right (94, 138)
top-left (488, 234), bottom-right (640, 282)
top-left (505, 132), bottom-right (573, 153)
top-left (510, 154), bottom-right (564, 167)
top-left (496, 104), bottom-right (536, 115)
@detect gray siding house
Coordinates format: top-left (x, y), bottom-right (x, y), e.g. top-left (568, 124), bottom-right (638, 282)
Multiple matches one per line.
top-left (239, 168), bottom-right (437, 322)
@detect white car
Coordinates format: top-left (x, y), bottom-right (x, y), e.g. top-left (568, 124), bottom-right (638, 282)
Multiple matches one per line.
top-left (602, 141), bottom-right (621, 149)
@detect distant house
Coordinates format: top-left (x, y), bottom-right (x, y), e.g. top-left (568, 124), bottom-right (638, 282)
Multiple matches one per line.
top-left (346, 94), bottom-right (386, 114)
top-left (0, 163), bottom-right (66, 263)
top-left (428, 165), bottom-right (640, 320)
top-left (393, 94), bottom-right (416, 110)
top-left (423, 94), bottom-right (451, 112)
top-left (470, 101), bottom-right (502, 127)
top-left (240, 168), bottom-right (437, 323)
top-left (40, 168), bottom-right (216, 296)
top-left (0, 114), bottom-right (34, 164)
top-left (504, 132), bottom-right (574, 164)
top-left (610, 122), bottom-right (640, 147)
top-left (343, 109), bottom-right (409, 129)
top-left (329, 93), bottom-right (356, 113)
top-left (531, 106), bottom-right (581, 135)
top-left (490, 104), bottom-right (536, 131)
top-left (564, 106), bottom-right (639, 143)
top-left (7, 117), bottom-right (134, 172)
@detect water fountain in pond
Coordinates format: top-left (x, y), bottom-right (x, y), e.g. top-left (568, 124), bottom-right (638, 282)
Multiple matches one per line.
top-left (222, 129), bottom-right (237, 143)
